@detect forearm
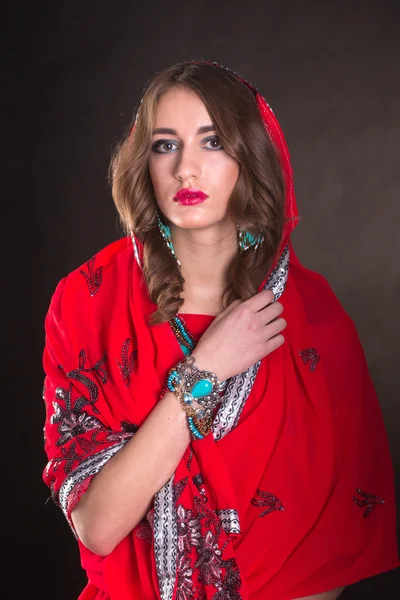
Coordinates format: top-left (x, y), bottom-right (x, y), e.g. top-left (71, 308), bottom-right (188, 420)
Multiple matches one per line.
top-left (71, 390), bottom-right (190, 555)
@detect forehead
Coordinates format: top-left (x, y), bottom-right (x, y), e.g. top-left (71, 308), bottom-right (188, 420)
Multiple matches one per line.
top-left (153, 86), bottom-right (212, 127)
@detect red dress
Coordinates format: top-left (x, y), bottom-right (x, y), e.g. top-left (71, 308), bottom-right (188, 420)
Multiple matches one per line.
top-left (42, 65), bottom-right (399, 599)
top-left (42, 235), bottom-right (399, 599)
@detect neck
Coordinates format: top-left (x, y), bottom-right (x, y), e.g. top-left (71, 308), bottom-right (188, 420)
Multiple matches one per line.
top-left (171, 221), bottom-right (238, 306)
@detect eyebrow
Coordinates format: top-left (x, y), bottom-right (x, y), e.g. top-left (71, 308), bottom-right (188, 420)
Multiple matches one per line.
top-left (152, 125), bottom-right (216, 135)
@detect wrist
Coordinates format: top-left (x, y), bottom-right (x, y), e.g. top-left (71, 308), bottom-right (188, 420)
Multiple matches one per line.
top-left (165, 355), bottom-right (223, 440)
top-left (190, 348), bottom-right (225, 383)
top-left (160, 390), bottom-right (188, 421)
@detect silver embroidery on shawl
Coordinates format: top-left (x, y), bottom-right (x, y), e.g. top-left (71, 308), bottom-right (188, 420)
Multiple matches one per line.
top-left (213, 244), bottom-right (289, 441)
top-left (265, 243), bottom-right (290, 302)
top-left (153, 475), bottom-right (177, 600)
top-left (216, 509), bottom-right (241, 534)
top-left (212, 364), bottom-right (259, 441)
top-left (58, 441), bottom-right (126, 534)
top-left (130, 230), bottom-right (142, 268)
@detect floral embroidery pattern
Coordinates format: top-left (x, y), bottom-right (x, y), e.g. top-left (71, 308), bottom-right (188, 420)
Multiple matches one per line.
top-left (66, 476), bottom-right (93, 516)
top-left (186, 447), bottom-right (194, 472)
top-left (177, 505), bottom-right (202, 554)
top-left (116, 338), bottom-right (137, 387)
top-left (174, 476), bottom-right (189, 504)
top-left (195, 529), bottom-right (224, 586)
top-left (105, 421), bottom-right (139, 443)
top-left (80, 255), bottom-right (103, 296)
top-left (299, 347), bottom-right (320, 372)
top-left (353, 487), bottom-right (385, 517)
top-left (51, 385), bottom-right (105, 446)
top-left (176, 554), bottom-right (194, 600)
top-left (251, 489), bottom-right (285, 517)
top-left (193, 473), bottom-right (205, 493)
top-left (49, 439), bottom-right (83, 475)
top-left (175, 494), bottom-right (242, 599)
top-left (47, 375), bottom-right (138, 478)
top-left (67, 349), bottom-right (107, 413)
top-left (213, 566), bottom-right (242, 600)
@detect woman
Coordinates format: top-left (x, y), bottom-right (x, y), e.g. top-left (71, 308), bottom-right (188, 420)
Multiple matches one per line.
top-left (42, 60), bottom-right (399, 599)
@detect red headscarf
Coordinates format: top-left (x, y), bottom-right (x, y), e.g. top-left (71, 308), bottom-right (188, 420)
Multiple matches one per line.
top-left (42, 62), bottom-right (398, 599)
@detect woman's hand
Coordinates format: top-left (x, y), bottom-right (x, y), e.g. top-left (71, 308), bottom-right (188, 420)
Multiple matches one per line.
top-left (191, 289), bottom-right (286, 382)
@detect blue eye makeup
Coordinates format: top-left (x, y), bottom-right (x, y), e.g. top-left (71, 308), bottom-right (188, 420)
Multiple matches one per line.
top-left (151, 140), bottom-right (179, 154)
top-left (202, 135), bottom-right (223, 150)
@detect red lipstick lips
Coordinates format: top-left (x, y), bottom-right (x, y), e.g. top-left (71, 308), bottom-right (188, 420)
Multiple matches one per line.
top-left (173, 188), bottom-right (208, 206)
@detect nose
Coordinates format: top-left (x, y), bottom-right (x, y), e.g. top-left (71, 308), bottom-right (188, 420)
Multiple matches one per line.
top-left (174, 144), bottom-right (201, 183)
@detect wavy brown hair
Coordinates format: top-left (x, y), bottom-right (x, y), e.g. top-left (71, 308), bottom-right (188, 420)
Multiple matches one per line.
top-left (109, 61), bottom-right (288, 325)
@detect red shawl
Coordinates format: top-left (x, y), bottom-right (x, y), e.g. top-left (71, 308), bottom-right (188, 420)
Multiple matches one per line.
top-left (42, 66), bottom-right (399, 599)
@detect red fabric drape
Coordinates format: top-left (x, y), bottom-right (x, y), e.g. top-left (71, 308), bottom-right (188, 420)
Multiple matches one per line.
top-left (42, 64), bottom-right (399, 599)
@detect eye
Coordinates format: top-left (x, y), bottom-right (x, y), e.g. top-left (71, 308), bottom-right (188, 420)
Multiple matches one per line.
top-left (151, 140), bottom-right (178, 154)
top-left (203, 135), bottom-right (223, 150)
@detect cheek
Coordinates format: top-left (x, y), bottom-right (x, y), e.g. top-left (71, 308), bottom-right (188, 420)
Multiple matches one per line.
top-left (211, 157), bottom-right (239, 194)
top-left (148, 159), bottom-right (166, 197)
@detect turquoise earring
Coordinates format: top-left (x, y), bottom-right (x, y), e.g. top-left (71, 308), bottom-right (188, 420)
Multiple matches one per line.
top-left (238, 226), bottom-right (265, 252)
top-left (157, 214), bottom-right (181, 268)
top-left (157, 214), bottom-right (263, 257)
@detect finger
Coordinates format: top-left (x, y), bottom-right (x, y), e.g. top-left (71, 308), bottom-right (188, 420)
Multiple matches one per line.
top-left (265, 333), bottom-right (285, 353)
top-left (264, 317), bottom-right (287, 340)
top-left (257, 301), bottom-right (284, 324)
top-left (244, 289), bottom-right (275, 313)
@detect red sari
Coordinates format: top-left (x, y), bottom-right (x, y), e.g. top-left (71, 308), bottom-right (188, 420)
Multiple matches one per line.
top-left (42, 66), bottom-right (399, 599)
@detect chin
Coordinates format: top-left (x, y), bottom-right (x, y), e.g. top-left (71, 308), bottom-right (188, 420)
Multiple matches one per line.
top-left (172, 218), bottom-right (212, 230)
top-left (169, 211), bottom-right (214, 230)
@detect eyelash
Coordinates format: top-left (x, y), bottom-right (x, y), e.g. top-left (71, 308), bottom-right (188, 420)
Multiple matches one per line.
top-left (151, 135), bottom-right (223, 154)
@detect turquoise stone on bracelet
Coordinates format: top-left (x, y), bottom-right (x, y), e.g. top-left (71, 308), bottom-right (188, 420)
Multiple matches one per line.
top-left (180, 343), bottom-right (191, 356)
top-left (191, 379), bottom-right (212, 398)
top-left (188, 416), bottom-right (204, 439)
top-left (173, 317), bottom-right (195, 353)
top-left (167, 370), bottom-right (182, 392)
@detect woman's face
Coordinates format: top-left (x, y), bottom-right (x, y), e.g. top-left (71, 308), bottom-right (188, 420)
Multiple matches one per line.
top-left (148, 86), bottom-right (239, 232)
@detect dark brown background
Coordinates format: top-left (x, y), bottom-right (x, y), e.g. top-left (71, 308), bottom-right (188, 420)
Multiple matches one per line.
top-left (3, 0), bottom-right (399, 597)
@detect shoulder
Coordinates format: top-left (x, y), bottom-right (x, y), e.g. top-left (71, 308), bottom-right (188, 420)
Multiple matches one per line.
top-left (46, 236), bottom-right (136, 331)
top-left (290, 258), bottom-right (355, 329)
top-left (289, 255), bottom-right (363, 360)
top-left (72, 235), bottom-right (134, 283)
